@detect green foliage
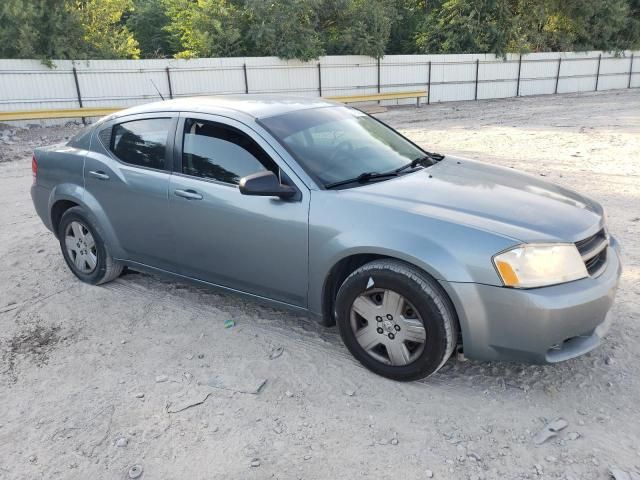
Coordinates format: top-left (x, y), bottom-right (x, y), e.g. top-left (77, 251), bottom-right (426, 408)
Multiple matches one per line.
top-left (75, 0), bottom-right (140, 58)
top-left (0, 0), bottom-right (89, 60)
top-left (320, 0), bottom-right (396, 58)
top-left (127, 0), bottom-right (175, 58)
top-left (416, 0), bottom-right (514, 55)
top-left (243, 0), bottom-right (323, 60)
top-left (163, 0), bottom-right (244, 58)
top-left (1, 0), bottom-right (639, 62)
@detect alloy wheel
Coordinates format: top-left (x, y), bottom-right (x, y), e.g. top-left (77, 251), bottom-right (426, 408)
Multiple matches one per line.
top-left (64, 221), bottom-right (97, 274)
top-left (349, 288), bottom-right (427, 366)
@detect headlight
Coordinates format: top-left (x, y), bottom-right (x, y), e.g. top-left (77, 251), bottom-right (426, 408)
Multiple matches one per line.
top-left (493, 244), bottom-right (588, 288)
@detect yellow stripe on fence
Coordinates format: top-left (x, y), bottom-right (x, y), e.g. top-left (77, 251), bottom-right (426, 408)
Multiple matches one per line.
top-left (0, 107), bottom-right (122, 122)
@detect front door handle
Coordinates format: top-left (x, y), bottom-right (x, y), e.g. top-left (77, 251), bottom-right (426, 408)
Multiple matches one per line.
top-left (174, 189), bottom-right (203, 200)
top-left (88, 170), bottom-right (110, 180)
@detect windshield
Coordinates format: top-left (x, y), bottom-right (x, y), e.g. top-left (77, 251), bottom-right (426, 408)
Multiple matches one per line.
top-left (259, 107), bottom-right (427, 187)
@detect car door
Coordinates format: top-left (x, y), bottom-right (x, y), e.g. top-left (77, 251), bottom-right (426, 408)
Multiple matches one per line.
top-left (168, 114), bottom-right (309, 307)
top-left (85, 113), bottom-right (178, 268)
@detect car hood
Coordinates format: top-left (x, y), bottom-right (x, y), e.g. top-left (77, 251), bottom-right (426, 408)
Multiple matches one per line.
top-left (340, 157), bottom-right (604, 243)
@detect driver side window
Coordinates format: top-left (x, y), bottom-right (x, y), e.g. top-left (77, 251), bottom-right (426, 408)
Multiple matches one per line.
top-left (182, 119), bottom-right (278, 185)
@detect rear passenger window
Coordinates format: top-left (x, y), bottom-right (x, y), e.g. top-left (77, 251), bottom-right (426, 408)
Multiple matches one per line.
top-left (182, 119), bottom-right (277, 185)
top-left (110, 118), bottom-right (171, 170)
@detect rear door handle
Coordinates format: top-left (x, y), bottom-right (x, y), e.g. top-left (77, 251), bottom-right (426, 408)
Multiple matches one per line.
top-left (174, 189), bottom-right (203, 200)
top-left (88, 170), bottom-right (110, 180)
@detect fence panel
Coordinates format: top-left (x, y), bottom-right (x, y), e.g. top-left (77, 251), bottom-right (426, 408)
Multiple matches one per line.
top-left (0, 50), bottom-right (638, 123)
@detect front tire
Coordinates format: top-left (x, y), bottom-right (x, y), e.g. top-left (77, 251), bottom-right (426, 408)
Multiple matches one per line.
top-left (335, 259), bottom-right (457, 381)
top-left (58, 207), bottom-right (123, 285)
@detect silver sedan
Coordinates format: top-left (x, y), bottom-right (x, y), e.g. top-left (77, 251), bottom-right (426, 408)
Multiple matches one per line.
top-left (30, 95), bottom-right (621, 380)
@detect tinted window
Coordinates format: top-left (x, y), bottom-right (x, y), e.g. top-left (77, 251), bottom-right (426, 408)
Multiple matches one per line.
top-left (111, 118), bottom-right (171, 170)
top-left (182, 119), bottom-right (276, 185)
top-left (259, 107), bottom-right (427, 187)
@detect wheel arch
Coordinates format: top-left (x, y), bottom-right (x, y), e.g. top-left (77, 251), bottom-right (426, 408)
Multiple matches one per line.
top-left (48, 184), bottom-right (124, 258)
top-left (320, 252), bottom-right (461, 342)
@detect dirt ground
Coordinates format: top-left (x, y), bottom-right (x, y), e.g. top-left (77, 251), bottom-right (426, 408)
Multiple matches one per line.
top-left (1, 90), bottom-right (639, 480)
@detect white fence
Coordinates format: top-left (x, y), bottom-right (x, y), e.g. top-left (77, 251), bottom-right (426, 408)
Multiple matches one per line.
top-left (0, 51), bottom-right (638, 116)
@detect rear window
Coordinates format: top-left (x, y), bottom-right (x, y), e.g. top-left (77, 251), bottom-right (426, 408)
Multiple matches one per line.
top-left (110, 118), bottom-right (171, 170)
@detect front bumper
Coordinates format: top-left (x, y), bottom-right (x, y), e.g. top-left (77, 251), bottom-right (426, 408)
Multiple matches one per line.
top-left (441, 239), bottom-right (622, 364)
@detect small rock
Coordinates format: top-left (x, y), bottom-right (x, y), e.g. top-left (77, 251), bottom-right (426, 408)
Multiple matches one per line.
top-left (269, 346), bottom-right (284, 360)
top-left (534, 464), bottom-right (543, 475)
top-left (285, 390), bottom-right (294, 398)
top-left (425, 470), bottom-right (434, 478)
top-left (545, 455), bottom-right (557, 463)
top-left (128, 465), bottom-right (143, 479)
top-left (303, 455), bottom-right (312, 460)
top-left (467, 452), bottom-right (482, 462)
top-left (605, 356), bottom-right (615, 365)
top-left (567, 432), bottom-right (580, 440)
top-left (155, 375), bottom-right (168, 383)
top-left (344, 390), bottom-right (356, 397)
top-left (390, 438), bottom-right (399, 445)
top-left (250, 458), bottom-right (261, 467)
top-left (115, 437), bottom-right (128, 447)
top-left (274, 426), bottom-right (283, 434)
top-left (533, 418), bottom-right (569, 445)
top-left (197, 353), bottom-right (204, 359)
top-left (28, 455), bottom-right (37, 463)
top-left (135, 392), bottom-right (145, 398)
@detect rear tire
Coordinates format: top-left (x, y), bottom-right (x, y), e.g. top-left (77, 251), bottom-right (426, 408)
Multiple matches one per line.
top-left (335, 259), bottom-right (457, 381)
top-left (58, 207), bottom-right (123, 285)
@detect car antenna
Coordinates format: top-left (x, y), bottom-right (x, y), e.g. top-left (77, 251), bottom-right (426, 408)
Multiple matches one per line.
top-left (150, 79), bottom-right (165, 101)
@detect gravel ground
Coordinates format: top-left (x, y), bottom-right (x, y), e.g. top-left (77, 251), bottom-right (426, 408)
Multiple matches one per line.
top-left (0, 90), bottom-right (639, 480)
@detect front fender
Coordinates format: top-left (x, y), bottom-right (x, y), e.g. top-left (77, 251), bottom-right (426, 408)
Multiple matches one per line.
top-left (308, 199), bottom-right (518, 316)
top-left (48, 184), bottom-right (125, 258)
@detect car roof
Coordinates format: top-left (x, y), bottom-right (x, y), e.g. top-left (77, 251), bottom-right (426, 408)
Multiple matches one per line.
top-left (111, 94), bottom-right (342, 120)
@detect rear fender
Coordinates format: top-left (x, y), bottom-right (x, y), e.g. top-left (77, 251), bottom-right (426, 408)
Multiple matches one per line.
top-left (48, 184), bottom-right (125, 258)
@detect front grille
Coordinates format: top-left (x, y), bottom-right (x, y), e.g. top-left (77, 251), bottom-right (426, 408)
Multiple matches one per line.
top-left (575, 228), bottom-right (608, 277)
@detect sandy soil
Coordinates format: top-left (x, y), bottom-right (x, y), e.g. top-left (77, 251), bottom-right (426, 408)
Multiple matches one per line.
top-left (1, 90), bottom-right (639, 480)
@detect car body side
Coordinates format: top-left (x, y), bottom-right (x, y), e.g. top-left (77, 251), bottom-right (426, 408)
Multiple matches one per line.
top-left (31, 99), bottom-right (621, 365)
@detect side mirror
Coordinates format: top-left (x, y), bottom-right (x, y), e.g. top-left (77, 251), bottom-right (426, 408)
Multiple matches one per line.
top-left (239, 171), bottom-right (296, 199)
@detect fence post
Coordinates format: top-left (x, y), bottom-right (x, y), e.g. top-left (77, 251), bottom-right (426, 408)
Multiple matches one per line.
top-left (516, 54), bottom-right (522, 96)
top-left (72, 66), bottom-right (86, 125)
top-left (166, 67), bottom-right (173, 99)
top-left (629, 53), bottom-right (634, 89)
top-left (317, 62), bottom-right (322, 97)
top-left (595, 53), bottom-right (601, 91)
top-left (243, 63), bottom-right (249, 94)
top-left (474, 59), bottom-right (479, 100)
top-left (377, 57), bottom-right (381, 94)
top-left (427, 60), bottom-right (431, 105)
top-left (554, 57), bottom-right (562, 94)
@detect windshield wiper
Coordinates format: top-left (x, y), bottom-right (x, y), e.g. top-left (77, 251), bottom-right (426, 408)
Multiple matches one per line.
top-left (325, 171), bottom-right (398, 189)
top-left (394, 151), bottom-right (445, 174)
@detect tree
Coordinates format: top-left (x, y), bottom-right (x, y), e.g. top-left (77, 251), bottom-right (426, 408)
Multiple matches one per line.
top-left (243, 0), bottom-right (323, 60)
top-left (75, 0), bottom-right (140, 59)
top-left (320, 0), bottom-right (396, 58)
top-left (163, 0), bottom-right (244, 58)
top-left (0, 0), bottom-right (90, 60)
top-left (127, 0), bottom-right (175, 58)
top-left (416, 0), bottom-right (515, 55)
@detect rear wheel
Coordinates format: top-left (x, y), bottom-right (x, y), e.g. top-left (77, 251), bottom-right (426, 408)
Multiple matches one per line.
top-left (335, 259), bottom-right (457, 381)
top-left (58, 207), bottom-right (122, 285)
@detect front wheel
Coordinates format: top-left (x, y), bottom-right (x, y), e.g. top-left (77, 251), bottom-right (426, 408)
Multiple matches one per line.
top-left (335, 259), bottom-right (458, 381)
